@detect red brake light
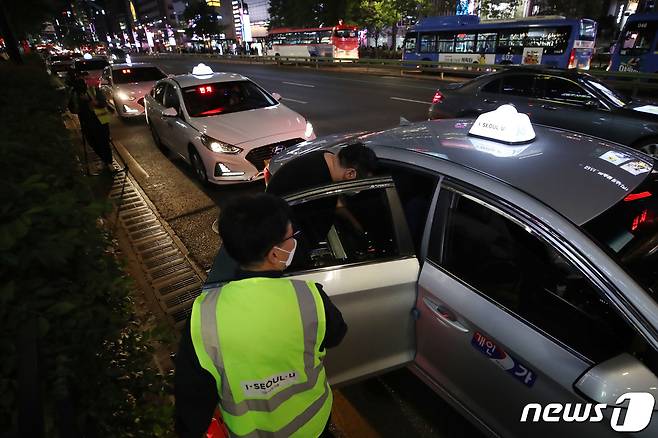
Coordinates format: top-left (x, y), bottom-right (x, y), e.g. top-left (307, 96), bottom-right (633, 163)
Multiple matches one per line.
top-left (432, 90), bottom-right (444, 104)
top-left (568, 49), bottom-right (577, 69)
top-left (631, 209), bottom-right (649, 231)
top-left (624, 191), bottom-right (652, 202)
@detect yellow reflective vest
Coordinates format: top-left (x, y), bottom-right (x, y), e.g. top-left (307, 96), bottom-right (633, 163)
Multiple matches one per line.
top-left (190, 278), bottom-right (332, 437)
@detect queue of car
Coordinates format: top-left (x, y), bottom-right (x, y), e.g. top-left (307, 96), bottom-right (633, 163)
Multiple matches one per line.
top-left (53, 56), bottom-right (658, 435)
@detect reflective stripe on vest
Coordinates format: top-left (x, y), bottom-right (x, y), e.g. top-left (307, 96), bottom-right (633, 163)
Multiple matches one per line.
top-left (190, 279), bottom-right (331, 437)
top-left (93, 107), bottom-right (111, 124)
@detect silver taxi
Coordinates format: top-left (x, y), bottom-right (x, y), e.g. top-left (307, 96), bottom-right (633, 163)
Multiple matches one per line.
top-left (255, 108), bottom-right (658, 437)
top-left (213, 107), bottom-right (658, 437)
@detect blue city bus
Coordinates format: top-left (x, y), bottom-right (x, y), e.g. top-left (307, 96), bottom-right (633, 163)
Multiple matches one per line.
top-left (402, 15), bottom-right (597, 69)
top-left (609, 12), bottom-right (658, 73)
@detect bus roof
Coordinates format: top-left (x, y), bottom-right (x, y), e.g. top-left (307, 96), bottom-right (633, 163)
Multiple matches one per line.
top-left (410, 14), bottom-right (588, 32)
top-left (269, 24), bottom-right (357, 35)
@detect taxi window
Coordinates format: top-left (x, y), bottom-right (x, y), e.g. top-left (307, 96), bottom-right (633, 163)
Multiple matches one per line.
top-left (152, 83), bottom-right (166, 105)
top-left (286, 187), bottom-right (412, 272)
top-left (429, 190), bottom-right (635, 362)
top-left (163, 84), bottom-right (180, 110)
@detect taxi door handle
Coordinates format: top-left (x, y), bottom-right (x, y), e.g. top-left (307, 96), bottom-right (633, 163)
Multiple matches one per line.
top-left (541, 104), bottom-right (558, 110)
top-left (423, 297), bottom-right (469, 333)
top-left (484, 98), bottom-right (497, 104)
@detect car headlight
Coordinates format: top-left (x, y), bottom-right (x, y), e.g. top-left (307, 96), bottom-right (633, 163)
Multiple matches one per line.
top-left (200, 134), bottom-right (242, 154)
top-left (116, 91), bottom-right (135, 101)
top-left (305, 121), bottom-right (314, 138)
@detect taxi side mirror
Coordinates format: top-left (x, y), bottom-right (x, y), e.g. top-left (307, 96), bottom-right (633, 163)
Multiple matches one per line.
top-left (163, 107), bottom-right (178, 117)
top-left (574, 353), bottom-right (658, 406)
top-left (271, 92), bottom-right (282, 101)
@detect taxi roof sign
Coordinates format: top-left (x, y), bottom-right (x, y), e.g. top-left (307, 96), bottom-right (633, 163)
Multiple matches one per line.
top-left (468, 105), bottom-right (536, 145)
top-left (192, 63), bottom-right (213, 77)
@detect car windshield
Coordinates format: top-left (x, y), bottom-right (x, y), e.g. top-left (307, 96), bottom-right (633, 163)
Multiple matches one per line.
top-left (584, 76), bottom-right (630, 107)
top-left (584, 170), bottom-right (658, 296)
top-left (182, 80), bottom-right (276, 117)
top-left (75, 60), bottom-right (109, 71)
top-left (113, 67), bottom-right (165, 84)
top-left (334, 29), bottom-right (356, 38)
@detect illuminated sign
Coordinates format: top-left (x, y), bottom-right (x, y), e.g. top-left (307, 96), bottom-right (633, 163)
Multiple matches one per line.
top-left (469, 105), bottom-right (536, 144)
top-left (192, 63), bottom-right (214, 76)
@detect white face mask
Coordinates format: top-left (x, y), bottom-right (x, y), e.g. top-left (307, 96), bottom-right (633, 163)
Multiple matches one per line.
top-left (274, 238), bottom-right (297, 268)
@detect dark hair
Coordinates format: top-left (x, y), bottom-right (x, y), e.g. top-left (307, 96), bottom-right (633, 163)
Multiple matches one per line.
top-left (337, 143), bottom-right (378, 178)
top-left (218, 194), bottom-right (291, 266)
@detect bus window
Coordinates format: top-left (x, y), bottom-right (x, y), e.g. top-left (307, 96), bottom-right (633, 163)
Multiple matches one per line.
top-left (526, 27), bottom-right (570, 55)
top-left (419, 33), bottom-right (437, 53)
top-left (620, 21), bottom-right (658, 56)
top-left (497, 29), bottom-right (527, 55)
top-left (299, 31), bottom-right (318, 44)
top-left (455, 33), bottom-right (476, 53)
top-left (437, 32), bottom-right (456, 53)
top-left (403, 35), bottom-right (417, 52)
top-left (476, 33), bottom-right (497, 54)
top-left (319, 30), bottom-right (332, 44)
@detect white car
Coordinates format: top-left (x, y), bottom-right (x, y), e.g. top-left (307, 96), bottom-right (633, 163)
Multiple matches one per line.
top-left (100, 63), bottom-right (166, 118)
top-left (144, 64), bottom-right (315, 184)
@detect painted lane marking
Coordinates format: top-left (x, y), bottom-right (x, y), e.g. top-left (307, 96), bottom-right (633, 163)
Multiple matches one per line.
top-left (282, 81), bottom-right (316, 88)
top-left (281, 97), bottom-right (308, 104)
top-left (390, 96), bottom-right (431, 105)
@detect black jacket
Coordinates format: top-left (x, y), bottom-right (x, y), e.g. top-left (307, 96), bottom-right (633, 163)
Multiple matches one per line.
top-left (174, 269), bottom-right (347, 438)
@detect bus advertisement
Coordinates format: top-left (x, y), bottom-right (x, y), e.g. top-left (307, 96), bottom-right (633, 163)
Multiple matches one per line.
top-left (403, 15), bottom-right (597, 69)
top-left (609, 12), bottom-right (658, 73)
top-left (267, 24), bottom-right (359, 59)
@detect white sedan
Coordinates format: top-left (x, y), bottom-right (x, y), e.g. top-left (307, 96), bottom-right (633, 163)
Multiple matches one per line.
top-left (144, 64), bottom-right (315, 184)
top-left (100, 63), bottom-right (166, 118)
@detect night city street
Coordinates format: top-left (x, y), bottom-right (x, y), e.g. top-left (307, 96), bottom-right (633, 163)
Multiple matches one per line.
top-left (3, 1), bottom-right (658, 438)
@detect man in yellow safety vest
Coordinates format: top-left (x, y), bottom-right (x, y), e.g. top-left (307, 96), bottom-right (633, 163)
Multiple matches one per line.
top-left (175, 194), bottom-right (347, 438)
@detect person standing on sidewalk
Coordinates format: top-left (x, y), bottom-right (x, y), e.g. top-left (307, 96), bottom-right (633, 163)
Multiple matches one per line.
top-left (175, 194), bottom-right (347, 438)
top-left (69, 74), bottom-right (114, 173)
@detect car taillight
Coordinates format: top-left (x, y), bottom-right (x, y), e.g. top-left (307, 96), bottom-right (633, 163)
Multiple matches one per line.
top-left (568, 49), bottom-right (577, 69)
top-left (432, 90), bottom-right (444, 104)
top-left (625, 191), bottom-right (652, 202)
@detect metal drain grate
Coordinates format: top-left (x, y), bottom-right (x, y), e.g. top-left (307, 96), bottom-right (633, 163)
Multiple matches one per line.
top-left (145, 253), bottom-right (184, 270)
top-left (110, 161), bottom-right (206, 327)
top-left (158, 275), bottom-right (199, 296)
top-left (165, 288), bottom-right (202, 309)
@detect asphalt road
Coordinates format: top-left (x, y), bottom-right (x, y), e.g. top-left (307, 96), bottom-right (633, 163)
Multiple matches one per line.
top-left (108, 59), bottom-right (483, 437)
